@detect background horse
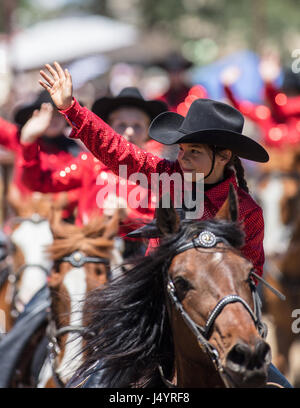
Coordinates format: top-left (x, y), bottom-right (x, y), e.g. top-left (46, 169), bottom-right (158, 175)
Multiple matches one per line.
top-left (34, 209), bottom-right (121, 388)
top-left (0, 187), bottom-right (55, 334)
top-left (75, 188), bottom-right (272, 388)
top-left (254, 163), bottom-right (300, 386)
top-left (0, 230), bottom-right (16, 335)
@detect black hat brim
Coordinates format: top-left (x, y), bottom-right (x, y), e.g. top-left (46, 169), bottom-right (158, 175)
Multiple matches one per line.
top-left (14, 103), bottom-right (56, 127)
top-left (149, 112), bottom-right (269, 163)
top-left (91, 96), bottom-right (168, 122)
top-left (13, 91), bottom-right (56, 127)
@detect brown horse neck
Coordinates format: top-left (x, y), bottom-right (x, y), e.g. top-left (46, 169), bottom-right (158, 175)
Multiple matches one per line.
top-left (174, 352), bottom-right (224, 388)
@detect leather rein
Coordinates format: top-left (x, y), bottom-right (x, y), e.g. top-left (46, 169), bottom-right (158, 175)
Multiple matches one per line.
top-left (160, 230), bottom-right (285, 388)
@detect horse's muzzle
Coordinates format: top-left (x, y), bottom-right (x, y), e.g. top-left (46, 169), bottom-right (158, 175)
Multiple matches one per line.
top-left (224, 339), bottom-right (272, 388)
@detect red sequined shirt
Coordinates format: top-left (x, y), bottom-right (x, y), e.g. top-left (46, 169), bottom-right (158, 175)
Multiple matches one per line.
top-left (57, 98), bottom-right (265, 278)
top-left (0, 117), bottom-right (79, 218)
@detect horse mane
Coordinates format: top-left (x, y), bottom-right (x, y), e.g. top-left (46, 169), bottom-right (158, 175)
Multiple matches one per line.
top-left (47, 216), bottom-right (115, 261)
top-left (76, 218), bottom-right (245, 387)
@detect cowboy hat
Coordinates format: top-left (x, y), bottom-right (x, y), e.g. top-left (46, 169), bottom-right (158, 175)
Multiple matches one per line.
top-left (14, 90), bottom-right (55, 127)
top-left (149, 98), bottom-right (269, 163)
top-left (155, 52), bottom-right (193, 72)
top-left (91, 87), bottom-right (168, 122)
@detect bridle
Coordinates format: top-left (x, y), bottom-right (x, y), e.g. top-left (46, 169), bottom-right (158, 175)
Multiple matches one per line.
top-left (59, 250), bottom-right (110, 270)
top-left (8, 263), bottom-right (50, 319)
top-left (45, 250), bottom-right (110, 388)
top-left (161, 230), bottom-right (285, 388)
top-left (7, 213), bottom-right (48, 227)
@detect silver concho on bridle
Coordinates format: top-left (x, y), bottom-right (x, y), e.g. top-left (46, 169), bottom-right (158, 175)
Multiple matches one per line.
top-left (69, 251), bottom-right (84, 267)
top-left (198, 230), bottom-right (217, 248)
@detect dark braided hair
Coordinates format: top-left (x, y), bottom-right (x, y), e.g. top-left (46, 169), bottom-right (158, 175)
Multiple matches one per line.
top-left (232, 155), bottom-right (249, 193)
top-left (208, 145), bottom-right (249, 193)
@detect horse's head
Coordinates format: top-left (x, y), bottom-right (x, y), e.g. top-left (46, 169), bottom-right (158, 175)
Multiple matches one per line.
top-left (40, 209), bottom-right (120, 386)
top-left (6, 186), bottom-right (54, 312)
top-left (74, 188), bottom-right (271, 388)
top-left (156, 187), bottom-right (271, 388)
top-left (47, 209), bottom-right (119, 292)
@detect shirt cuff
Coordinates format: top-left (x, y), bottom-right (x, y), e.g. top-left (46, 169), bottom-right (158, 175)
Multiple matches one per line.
top-left (59, 98), bottom-right (86, 138)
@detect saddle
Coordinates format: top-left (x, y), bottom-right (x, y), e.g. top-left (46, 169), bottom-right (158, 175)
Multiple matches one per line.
top-left (0, 285), bottom-right (50, 387)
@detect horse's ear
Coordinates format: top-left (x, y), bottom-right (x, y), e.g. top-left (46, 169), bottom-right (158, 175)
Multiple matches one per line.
top-left (7, 184), bottom-right (28, 214)
top-left (156, 194), bottom-right (180, 236)
top-left (49, 206), bottom-right (64, 238)
top-left (53, 192), bottom-right (69, 211)
top-left (49, 206), bottom-right (79, 238)
top-left (215, 183), bottom-right (239, 222)
top-left (102, 209), bottom-right (122, 240)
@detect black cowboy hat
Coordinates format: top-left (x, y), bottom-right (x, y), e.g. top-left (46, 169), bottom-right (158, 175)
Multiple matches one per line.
top-left (156, 52), bottom-right (193, 72)
top-left (13, 90), bottom-right (56, 127)
top-left (149, 98), bottom-right (269, 163)
top-left (91, 87), bottom-right (168, 122)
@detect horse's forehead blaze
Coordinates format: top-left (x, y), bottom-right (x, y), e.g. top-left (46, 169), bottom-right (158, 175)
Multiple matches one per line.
top-left (51, 256), bottom-right (109, 290)
top-left (170, 248), bottom-right (251, 287)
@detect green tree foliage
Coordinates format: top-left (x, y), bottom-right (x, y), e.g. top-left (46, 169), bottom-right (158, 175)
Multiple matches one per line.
top-left (1, 0), bottom-right (300, 61)
top-left (139, 0), bottom-right (300, 52)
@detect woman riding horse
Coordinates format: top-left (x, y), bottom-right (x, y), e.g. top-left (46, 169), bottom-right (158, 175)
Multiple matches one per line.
top-left (35, 61), bottom-right (291, 387)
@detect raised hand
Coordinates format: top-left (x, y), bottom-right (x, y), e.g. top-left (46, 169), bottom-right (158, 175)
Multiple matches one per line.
top-left (39, 61), bottom-right (73, 110)
top-left (220, 65), bottom-right (241, 86)
top-left (259, 57), bottom-right (281, 82)
top-left (21, 103), bottom-right (53, 144)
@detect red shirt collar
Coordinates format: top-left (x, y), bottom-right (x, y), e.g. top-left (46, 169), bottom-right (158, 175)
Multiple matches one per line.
top-left (204, 169), bottom-right (238, 217)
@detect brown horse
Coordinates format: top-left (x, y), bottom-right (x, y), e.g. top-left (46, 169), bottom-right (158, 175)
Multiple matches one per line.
top-left (257, 167), bottom-right (300, 386)
top-left (34, 209), bottom-right (121, 388)
top-left (74, 187), bottom-right (274, 388)
top-left (255, 167), bottom-right (300, 385)
top-left (0, 230), bottom-right (16, 335)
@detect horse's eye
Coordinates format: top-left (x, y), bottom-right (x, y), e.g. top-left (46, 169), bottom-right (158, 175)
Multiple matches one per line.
top-left (95, 264), bottom-right (109, 276)
top-left (173, 276), bottom-right (193, 301)
top-left (95, 267), bottom-right (103, 276)
top-left (53, 261), bottom-right (60, 273)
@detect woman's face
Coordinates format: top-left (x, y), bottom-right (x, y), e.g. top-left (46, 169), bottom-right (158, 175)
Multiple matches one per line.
top-left (108, 107), bottom-right (150, 148)
top-left (177, 143), bottom-right (232, 183)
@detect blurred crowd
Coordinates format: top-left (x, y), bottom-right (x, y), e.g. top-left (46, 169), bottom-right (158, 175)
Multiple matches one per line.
top-left (1, 46), bottom-right (300, 386)
top-left (1, 50), bottom-right (300, 217)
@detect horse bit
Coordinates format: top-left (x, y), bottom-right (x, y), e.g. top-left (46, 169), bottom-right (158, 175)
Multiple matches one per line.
top-left (46, 250), bottom-right (110, 388)
top-left (161, 230), bottom-right (286, 388)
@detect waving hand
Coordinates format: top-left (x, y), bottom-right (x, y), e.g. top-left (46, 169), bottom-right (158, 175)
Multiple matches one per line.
top-left (39, 61), bottom-right (73, 110)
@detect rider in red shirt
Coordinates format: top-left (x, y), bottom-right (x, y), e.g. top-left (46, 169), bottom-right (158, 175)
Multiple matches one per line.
top-left (31, 62), bottom-right (270, 279)
top-left (220, 66), bottom-right (282, 148)
top-left (20, 86), bottom-right (168, 257)
top-left (0, 91), bottom-right (82, 220)
top-left (156, 52), bottom-right (193, 112)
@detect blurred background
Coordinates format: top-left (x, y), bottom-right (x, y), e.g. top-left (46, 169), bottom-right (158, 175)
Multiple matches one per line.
top-left (1, 0), bottom-right (300, 387)
top-left (1, 0), bottom-right (300, 114)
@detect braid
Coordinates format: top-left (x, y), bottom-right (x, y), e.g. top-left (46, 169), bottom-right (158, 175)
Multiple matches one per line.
top-left (207, 145), bottom-right (250, 193)
top-left (233, 156), bottom-right (249, 193)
